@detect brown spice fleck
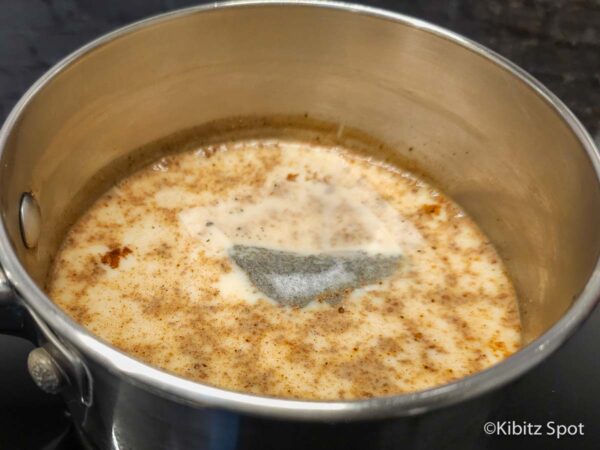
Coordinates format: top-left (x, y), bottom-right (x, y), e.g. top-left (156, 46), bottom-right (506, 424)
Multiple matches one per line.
top-left (338, 306), bottom-right (345, 313)
top-left (489, 340), bottom-right (511, 357)
top-left (421, 204), bottom-right (441, 215)
top-left (100, 246), bottom-right (132, 269)
top-left (286, 173), bottom-right (299, 181)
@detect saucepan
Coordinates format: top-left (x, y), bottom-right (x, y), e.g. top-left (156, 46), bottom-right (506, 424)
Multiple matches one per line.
top-left (0, 1), bottom-right (599, 449)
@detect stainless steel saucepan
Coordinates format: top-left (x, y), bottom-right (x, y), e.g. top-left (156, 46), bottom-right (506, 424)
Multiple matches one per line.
top-left (1, 2), bottom-right (599, 449)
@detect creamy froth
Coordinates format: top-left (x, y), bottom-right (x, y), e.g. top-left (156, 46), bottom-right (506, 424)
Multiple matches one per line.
top-left (47, 138), bottom-right (521, 399)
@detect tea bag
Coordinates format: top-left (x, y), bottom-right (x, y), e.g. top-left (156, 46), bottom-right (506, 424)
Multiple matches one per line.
top-left (229, 245), bottom-right (401, 307)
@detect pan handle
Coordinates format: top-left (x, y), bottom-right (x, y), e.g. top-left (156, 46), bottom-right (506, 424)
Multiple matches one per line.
top-left (0, 268), bottom-right (35, 339)
top-left (0, 267), bottom-right (93, 406)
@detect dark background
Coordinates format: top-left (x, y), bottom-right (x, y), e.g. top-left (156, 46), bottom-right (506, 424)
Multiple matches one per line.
top-left (0, 1), bottom-right (599, 449)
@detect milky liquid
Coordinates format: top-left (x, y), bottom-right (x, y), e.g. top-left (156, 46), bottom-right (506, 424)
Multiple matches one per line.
top-left (47, 139), bottom-right (521, 399)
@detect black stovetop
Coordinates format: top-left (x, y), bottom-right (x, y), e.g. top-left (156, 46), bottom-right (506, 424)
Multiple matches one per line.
top-left (0, 1), bottom-right (598, 449)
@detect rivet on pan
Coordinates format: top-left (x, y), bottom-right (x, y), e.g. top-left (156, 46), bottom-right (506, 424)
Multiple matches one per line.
top-left (19, 192), bottom-right (41, 249)
top-left (27, 347), bottom-right (65, 395)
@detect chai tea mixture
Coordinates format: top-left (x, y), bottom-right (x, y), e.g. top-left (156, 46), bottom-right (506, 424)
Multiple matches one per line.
top-left (47, 137), bottom-right (521, 400)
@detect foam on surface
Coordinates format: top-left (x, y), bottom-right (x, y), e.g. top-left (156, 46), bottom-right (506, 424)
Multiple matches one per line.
top-left (47, 138), bottom-right (522, 400)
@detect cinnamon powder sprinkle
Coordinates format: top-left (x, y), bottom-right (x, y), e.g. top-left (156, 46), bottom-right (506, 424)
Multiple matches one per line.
top-left (47, 138), bottom-right (521, 401)
top-left (421, 204), bottom-right (441, 215)
top-left (100, 246), bottom-right (132, 269)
